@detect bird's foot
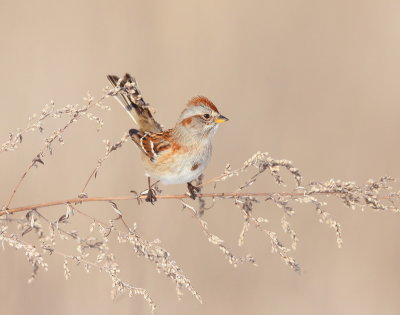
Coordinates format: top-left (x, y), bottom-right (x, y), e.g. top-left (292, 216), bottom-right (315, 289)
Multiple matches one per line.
top-left (145, 188), bottom-right (157, 204)
top-left (187, 182), bottom-right (201, 200)
top-left (142, 177), bottom-right (159, 204)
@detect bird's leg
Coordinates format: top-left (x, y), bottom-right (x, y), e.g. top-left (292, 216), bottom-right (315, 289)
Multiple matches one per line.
top-left (187, 182), bottom-right (201, 200)
top-left (145, 177), bottom-right (157, 204)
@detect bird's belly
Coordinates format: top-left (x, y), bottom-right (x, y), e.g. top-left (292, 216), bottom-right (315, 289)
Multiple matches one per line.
top-left (147, 147), bottom-right (211, 184)
top-left (158, 169), bottom-right (202, 184)
top-left (158, 158), bottom-right (208, 184)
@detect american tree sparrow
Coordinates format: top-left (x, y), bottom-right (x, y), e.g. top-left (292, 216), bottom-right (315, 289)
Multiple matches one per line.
top-left (107, 74), bottom-right (228, 203)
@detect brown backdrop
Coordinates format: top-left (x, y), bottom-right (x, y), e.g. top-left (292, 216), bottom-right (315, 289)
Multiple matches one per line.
top-left (1, 1), bottom-right (400, 314)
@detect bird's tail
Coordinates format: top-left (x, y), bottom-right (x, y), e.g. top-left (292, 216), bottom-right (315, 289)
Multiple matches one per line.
top-left (107, 73), bottom-right (162, 133)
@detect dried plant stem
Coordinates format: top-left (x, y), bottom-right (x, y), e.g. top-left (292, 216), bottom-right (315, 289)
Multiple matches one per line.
top-left (81, 133), bottom-right (130, 192)
top-left (1, 191), bottom-right (395, 217)
top-left (3, 100), bottom-right (97, 209)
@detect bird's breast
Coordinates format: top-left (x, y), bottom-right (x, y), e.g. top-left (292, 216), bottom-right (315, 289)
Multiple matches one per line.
top-left (147, 143), bottom-right (212, 184)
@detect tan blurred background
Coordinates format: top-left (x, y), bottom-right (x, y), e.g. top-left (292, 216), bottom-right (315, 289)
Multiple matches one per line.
top-left (1, 0), bottom-right (400, 314)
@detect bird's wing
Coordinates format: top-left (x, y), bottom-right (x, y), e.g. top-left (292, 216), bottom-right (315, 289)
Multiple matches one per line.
top-left (129, 128), bottom-right (172, 161)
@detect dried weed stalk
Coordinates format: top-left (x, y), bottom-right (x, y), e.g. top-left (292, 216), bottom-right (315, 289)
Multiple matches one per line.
top-left (0, 78), bottom-right (399, 313)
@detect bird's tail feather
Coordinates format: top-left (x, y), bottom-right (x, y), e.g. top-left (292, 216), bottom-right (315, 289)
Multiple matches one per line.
top-left (107, 73), bottom-right (162, 133)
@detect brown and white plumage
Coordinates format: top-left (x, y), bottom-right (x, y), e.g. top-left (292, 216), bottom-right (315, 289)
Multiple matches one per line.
top-left (128, 129), bottom-right (173, 162)
top-left (107, 73), bottom-right (228, 199)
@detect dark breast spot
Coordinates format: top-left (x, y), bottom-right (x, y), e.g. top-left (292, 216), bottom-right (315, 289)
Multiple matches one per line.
top-left (191, 163), bottom-right (200, 171)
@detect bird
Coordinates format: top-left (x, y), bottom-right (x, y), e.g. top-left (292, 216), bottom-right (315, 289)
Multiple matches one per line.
top-left (107, 73), bottom-right (228, 203)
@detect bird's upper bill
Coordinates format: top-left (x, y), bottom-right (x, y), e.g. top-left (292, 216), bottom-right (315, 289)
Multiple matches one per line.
top-left (214, 115), bottom-right (229, 124)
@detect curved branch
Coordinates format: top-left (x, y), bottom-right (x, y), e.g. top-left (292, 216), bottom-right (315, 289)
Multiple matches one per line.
top-left (0, 191), bottom-right (367, 217)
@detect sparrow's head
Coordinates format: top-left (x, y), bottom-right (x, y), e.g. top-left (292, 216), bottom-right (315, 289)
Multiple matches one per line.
top-left (176, 96), bottom-right (228, 141)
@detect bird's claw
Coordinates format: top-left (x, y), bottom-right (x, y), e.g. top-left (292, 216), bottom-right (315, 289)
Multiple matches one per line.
top-left (187, 183), bottom-right (201, 200)
top-left (145, 188), bottom-right (157, 204)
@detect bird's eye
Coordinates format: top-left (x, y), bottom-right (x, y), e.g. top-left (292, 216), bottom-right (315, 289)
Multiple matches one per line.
top-left (203, 114), bottom-right (210, 119)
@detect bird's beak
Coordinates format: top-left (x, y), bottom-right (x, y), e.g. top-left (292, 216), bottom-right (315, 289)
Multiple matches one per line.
top-left (214, 115), bottom-right (229, 124)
